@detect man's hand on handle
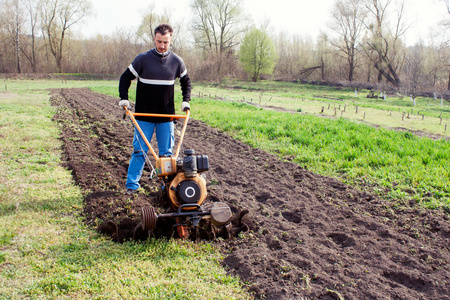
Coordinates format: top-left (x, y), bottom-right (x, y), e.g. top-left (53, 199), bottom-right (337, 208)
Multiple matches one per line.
top-left (119, 100), bottom-right (130, 110)
top-left (181, 101), bottom-right (190, 112)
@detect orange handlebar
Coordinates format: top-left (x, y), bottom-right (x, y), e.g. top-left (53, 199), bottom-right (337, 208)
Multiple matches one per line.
top-left (123, 107), bottom-right (190, 161)
top-left (131, 112), bottom-right (188, 121)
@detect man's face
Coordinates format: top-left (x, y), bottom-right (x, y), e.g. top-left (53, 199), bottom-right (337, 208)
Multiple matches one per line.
top-left (154, 32), bottom-right (172, 53)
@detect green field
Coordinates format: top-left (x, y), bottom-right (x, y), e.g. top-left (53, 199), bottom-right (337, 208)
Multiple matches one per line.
top-left (1, 78), bottom-right (449, 298)
top-left (193, 80), bottom-right (450, 137)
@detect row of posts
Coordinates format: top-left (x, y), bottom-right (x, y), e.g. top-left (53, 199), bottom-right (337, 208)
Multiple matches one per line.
top-left (320, 103), bottom-right (447, 132)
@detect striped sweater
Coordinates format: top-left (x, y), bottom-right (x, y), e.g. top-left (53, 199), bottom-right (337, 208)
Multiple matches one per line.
top-left (119, 48), bottom-right (191, 122)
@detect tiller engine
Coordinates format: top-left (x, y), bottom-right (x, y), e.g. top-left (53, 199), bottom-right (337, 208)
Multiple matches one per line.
top-left (123, 107), bottom-right (232, 238)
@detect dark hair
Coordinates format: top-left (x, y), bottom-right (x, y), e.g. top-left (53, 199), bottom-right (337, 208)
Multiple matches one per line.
top-left (154, 24), bottom-right (173, 36)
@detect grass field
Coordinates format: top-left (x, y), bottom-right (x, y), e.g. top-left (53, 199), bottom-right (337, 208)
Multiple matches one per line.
top-left (193, 80), bottom-right (450, 137)
top-left (0, 79), bottom-right (250, 299)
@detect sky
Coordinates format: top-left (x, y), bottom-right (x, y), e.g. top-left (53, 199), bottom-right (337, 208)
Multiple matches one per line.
top-left (81, 0), bottom-right (449, 46)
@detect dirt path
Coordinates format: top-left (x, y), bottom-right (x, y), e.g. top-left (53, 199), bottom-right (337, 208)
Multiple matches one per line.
top-left (51, 88), bottom-right (449, 299)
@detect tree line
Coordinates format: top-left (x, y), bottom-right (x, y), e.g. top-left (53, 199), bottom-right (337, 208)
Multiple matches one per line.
top-left (1, 0), bottom-right (449, 98)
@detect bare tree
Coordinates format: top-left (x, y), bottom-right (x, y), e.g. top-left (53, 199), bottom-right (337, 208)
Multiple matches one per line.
top-left (315, 33), bottom-right (334, 81)
top-left (328, 0), bottom-right (367, 82)
top-left (137, 4), bottom-right (170, 45)
top-left (21, 0), bottom-right (43, 72)
top-left (403, 44), bottom-right (428, 104)
top-left (40, 0), bottom-right (92, 72)
top-left (136, 4), bottom-right (185, 52)
top-left (191, 0), bottom-right (246, 54)
top-left (274, 33), bottom-right (317, 81)
top-left (361, 0), bottom-right (410, 87)
top-left (1, 0), bottom-right (26, 73)
top-left (190, 0), bottom-right (247, 80)
top-left (439, 0), bottom-right (450, 89)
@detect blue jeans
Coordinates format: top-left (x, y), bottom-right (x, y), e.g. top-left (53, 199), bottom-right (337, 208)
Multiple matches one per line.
top-left (126, 120), bottom-right (174, 190)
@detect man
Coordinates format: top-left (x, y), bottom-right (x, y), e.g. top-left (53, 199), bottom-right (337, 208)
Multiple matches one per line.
top-left (119, 24), bottom-right (192, 195)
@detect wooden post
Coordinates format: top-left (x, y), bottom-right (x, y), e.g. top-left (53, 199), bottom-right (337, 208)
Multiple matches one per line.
top-left (321, 106), bottom-right (324, 113)
top-left (402, 113), bottom-right (405, 121)
top-left (440, 118), bottom-right (443, 125)
top-left (422, 115), bottom-right (424, 120)
top-left (356, 106), bottom-right (358, 113)
top-left (363, 112), bottom-right (366, 120)
top-left (344, 104), bottom-right (347, 112)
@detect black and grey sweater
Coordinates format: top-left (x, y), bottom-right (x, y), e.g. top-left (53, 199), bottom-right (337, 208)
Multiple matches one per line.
top-left (119, 48), bottom-right (191, 122)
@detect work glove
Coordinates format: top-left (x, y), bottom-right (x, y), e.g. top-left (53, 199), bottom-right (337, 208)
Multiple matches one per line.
top-left (181, 101), bottom-right (190, 112)
top-left (119, 99), bottom-right (130, 109)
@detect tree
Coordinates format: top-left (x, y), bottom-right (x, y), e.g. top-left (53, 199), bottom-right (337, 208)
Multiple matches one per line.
top-left (328, 0), bottom-right (367, 82)
top-left (137, 4), bottom-right (169, 45)
top-left (403, 44), bottom-right (428, 104)
top-left (22, 0), bottom-right (43, 72)
top-left (1, 0), bottom-right (26, 73)
top-left (316, 34), bottom-right (334, 81)
top-left (191, 0), bottom-right (246, 54)
top-left (361, 0), bottom-right (409, 87)
top-left (191, 0), bottom-right (247, 80)
top-left (273, 33), bottom-right (316, 81)
top-left (40, 0), bottom-right (92, 72)
top-left (439, 0), bottom-right (450, 89)
top-left (239, 27), bottom-right (277, 82)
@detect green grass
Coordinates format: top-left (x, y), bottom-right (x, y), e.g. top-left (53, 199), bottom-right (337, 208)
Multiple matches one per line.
top-left (0, 80), bottom-right (250, 299)
top-left (193, 80), bottom-right (450, 136)
top-left (191, 98), bottom-right (449, 210)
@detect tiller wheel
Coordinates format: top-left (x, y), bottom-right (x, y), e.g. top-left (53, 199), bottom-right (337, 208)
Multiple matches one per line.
top-left (141, 206), bottom-right (157, 231)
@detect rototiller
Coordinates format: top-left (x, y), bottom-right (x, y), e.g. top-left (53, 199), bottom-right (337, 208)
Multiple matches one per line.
top-left (123, 107), bottom-right (232, 238)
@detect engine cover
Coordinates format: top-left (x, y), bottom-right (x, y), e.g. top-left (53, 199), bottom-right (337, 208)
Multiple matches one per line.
top-left (168, 173), bottom-right (207, 209)
top-left (176, 180), bottom-right (201, 204)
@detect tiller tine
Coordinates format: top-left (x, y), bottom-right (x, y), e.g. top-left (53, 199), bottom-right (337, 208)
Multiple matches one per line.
top-left (141, 202), bottom-right (232, 231)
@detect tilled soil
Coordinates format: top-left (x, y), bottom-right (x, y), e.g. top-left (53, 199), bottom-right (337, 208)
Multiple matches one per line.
top-left (50, 88), bottom-right (450, 299)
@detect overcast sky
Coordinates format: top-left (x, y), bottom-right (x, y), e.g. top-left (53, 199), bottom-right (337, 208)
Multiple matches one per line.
top-left (81, 0), bottom-right (448, 46)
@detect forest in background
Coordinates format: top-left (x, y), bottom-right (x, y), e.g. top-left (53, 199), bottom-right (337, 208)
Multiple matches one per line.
top-left (1, 0), bottom-right (449, 99)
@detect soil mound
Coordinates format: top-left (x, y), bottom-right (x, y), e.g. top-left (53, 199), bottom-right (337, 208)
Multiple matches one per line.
top-left (51, 88), bottom-right (450, 299)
